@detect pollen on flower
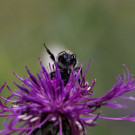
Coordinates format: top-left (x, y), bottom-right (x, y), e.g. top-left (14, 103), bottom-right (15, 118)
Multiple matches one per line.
top-left (30, 117), bottom-right (39, 122)
top-left (23, 115), bottom-right (33, 121)
top-left (75, 121), bottom-right (83, 130)
top-left (18, 114), bottom-right (27, 120)
top-left (87, 86), bottom-right (91, 91)
top-left (12, 104), bottom-right (19, 108)
top-left (50, 116), bottom-right (57, 122)
top-left (85, 119), bottom-right (94, 124)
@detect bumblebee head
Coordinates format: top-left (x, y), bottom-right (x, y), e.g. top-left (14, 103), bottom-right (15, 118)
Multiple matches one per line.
top-left (56, 50), bottom-right (77, 69)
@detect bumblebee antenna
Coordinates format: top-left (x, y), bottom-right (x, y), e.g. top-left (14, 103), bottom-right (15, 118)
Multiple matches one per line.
top-left (44, 43), bottom-right (55, 61)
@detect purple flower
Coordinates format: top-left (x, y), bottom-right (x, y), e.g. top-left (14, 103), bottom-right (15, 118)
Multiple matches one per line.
top-left (0, 59), bottom-right (135, 135)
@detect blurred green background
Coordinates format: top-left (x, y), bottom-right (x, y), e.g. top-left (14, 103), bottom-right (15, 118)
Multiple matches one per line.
top-left (0, 0), bottom-right (135, 134)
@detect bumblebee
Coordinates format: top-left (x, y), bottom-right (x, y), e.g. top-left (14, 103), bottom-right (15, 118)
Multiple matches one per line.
top-left (32, 45), bottom-right (81, 135)
top-left (44, 44), bottom-right (81, 85)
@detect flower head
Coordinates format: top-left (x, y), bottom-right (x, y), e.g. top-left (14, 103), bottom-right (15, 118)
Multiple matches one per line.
top-left (0, 59), bottom-right (135, 135)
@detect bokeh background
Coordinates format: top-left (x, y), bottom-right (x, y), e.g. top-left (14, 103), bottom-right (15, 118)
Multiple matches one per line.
top-left (0, 0), bottom-right (135, 135)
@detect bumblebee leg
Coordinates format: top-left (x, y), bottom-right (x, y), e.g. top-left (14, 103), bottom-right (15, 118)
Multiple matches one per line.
top-left (44, 44), bottom-right (55, 61)
top-left (50, 71), bottom-right (56, 79)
